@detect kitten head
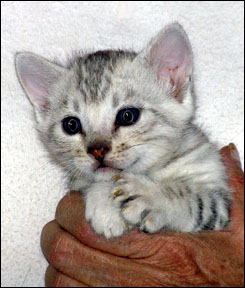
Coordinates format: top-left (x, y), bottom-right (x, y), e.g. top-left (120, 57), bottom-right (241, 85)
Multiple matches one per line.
top-left (15, 23), bottom-right (194, 183)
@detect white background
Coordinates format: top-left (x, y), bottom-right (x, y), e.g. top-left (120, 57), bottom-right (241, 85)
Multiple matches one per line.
top-left (1, 1), bottom-right (244, 286)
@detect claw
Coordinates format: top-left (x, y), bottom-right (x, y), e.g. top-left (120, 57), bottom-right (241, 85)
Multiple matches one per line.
top-left (112, 174), bottom-right (121, 181)
top-left (112, 187), bottom-right (124, 198)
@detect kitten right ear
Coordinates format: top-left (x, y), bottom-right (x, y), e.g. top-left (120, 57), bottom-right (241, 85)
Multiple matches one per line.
top-left (15, 52), bottom-right (66, 111)
top-left (139, 23), bottom-right (193, 103)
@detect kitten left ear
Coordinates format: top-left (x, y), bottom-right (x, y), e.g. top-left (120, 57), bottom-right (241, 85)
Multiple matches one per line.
top-left (15, 52), bottom-right (66, 111)
top-left (141, 23), bottom-right (193, 103)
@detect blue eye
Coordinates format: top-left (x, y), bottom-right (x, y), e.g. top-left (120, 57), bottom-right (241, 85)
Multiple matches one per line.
top-left (62, 117), bottom-right (82, 135)
top-left (116, 108), bottom-right (140, 126)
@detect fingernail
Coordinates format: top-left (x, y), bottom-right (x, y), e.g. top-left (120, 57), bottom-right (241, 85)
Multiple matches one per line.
top-left (228, 143), bottom-right (240, 162)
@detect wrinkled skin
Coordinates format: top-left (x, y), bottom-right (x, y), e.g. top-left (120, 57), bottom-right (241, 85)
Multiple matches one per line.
top-left (41, 144), bottom-right (244, 287)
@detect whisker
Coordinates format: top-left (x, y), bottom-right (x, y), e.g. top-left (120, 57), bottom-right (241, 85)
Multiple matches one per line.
top-left (127, 142), bottom-right (164, 150)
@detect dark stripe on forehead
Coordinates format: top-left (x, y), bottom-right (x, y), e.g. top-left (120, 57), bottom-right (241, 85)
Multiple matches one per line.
top-left (62, 98), bottom-right (68, 107)
top-left (74, 50), bottom-right (137, 104)
top-left (73, 99), bottom-right (80, 113)
top-left (125, 88), bottom-right (136, 100)
top-left (112, 94), bottom-right (119, 108)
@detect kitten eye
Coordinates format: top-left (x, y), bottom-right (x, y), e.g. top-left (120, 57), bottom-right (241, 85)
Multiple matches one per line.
top-left (116, 108), bottom-right (140, 126)
top-left (62, 117), bottom-right (82, 135)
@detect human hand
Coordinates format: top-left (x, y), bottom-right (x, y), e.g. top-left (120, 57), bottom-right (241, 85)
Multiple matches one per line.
top-left (41, 144), bottom-right (244, 286)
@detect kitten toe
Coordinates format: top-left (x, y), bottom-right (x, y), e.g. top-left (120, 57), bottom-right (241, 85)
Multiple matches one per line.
top-left (121, 197), bottom-right (149, 225)
top-left (112, 187), bottom-right (125, 198)
top-left (89, 208), bottom-right (127, 239)
top-left (104, 217), bottom-right (128, 239)
top-left (140, 210), bottom-right (165, 233)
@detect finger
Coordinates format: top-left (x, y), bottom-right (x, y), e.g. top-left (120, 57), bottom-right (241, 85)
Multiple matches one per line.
top-left (45, 265), bottom-right (89, 287)
top-left (220, 144), bottom-right (244, 253)
top-left (41, 220), bottom-right (61, 261)
top-left (42, 220), bottom-right (104, 285)
top-left (41, 220), bottom-right (164, 286)
top-left (220, 143), bottom-right (244, 188)
top-left (55, 191), bottom-right (170, 258)
top-left (220, 144), bottom-right (244, 214)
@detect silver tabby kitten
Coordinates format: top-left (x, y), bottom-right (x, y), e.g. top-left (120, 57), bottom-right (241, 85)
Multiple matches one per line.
top-left (15, 23), bottom-right (231, 238)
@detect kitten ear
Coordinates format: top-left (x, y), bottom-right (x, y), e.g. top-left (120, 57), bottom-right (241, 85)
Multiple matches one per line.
top-left (142, 23), bottom-right (193, 102)
top-left (15, 52), bottom-right (66, 111)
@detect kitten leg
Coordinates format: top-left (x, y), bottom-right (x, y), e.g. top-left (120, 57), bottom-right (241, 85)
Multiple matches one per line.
top-left (85, 181), bottom-right (129, 239)
top-left (112, 174), bottom-right (231, 233)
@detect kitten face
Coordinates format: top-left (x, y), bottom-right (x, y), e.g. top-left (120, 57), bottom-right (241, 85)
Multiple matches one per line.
top-left (15, 23), bottom-right (194, 183)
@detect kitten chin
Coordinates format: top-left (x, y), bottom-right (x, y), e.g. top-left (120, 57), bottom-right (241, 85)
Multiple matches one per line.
top-left (94, 167), bottom-right (120, 182)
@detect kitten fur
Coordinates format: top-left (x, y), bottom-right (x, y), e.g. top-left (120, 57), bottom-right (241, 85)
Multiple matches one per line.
top-left (15, 23), bottom-right (231, 238)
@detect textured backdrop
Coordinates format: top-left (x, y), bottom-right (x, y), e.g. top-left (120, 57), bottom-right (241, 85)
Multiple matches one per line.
top-left (1, 1), bottom-right (244, 286)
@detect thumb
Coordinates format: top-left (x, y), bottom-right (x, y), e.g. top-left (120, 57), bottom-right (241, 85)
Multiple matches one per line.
top-left (220, 144), bottom-right (244, 252)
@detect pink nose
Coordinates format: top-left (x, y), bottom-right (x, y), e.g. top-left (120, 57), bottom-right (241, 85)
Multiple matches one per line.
top-left (87, 144), bottom-right (110, 161)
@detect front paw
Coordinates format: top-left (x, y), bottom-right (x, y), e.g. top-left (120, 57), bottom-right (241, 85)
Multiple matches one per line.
top-left (85, 182), bottom-right (128, 239)
top-left (112, 174), bottom-right (164, 233)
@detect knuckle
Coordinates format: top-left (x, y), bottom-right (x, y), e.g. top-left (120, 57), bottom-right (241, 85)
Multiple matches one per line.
top-left (162, 240), bottom-right (198, 274)
top-left (45, 265), bottom-right (60, 287)
top-left (49, 232), bottom-right (73, 268)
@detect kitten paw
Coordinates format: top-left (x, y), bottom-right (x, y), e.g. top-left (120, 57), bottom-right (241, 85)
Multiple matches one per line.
top-left (112, 174), bottom-right (162, 232)
top-left (85, 182), bottom-right (128, 239)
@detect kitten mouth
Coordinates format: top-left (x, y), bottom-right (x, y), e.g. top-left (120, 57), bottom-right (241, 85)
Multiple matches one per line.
top-left (95, 161), bottom-right (120, 173)
top-left (98, 162), bottom-right (107, 169)
top-left (95, 161), bottom-right (111, 171)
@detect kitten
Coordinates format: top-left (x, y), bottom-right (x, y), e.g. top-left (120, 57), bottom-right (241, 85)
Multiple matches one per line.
top-left (15, 23), bottom-right (231, 238)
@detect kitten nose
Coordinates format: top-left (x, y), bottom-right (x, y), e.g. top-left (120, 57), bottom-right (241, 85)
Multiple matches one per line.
top-left (87, 143), bottom-right (110, 161)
